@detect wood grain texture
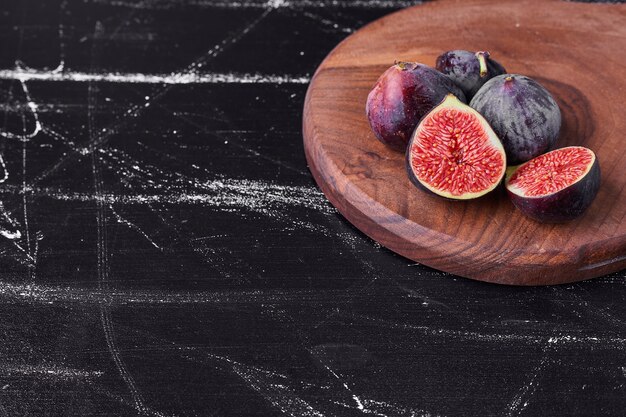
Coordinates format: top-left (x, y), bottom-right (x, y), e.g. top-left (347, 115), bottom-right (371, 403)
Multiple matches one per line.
top-left (303, 0), bottom-right (626, 285)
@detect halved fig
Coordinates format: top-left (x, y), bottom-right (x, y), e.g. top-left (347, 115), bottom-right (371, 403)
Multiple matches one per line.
top-left (406, 94), bottom-right (506, 200)
top-left (505, 146), bottom-right (601, 222)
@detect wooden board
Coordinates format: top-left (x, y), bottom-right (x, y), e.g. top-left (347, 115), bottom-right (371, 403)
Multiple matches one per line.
top-left (302, 0), bottom-right (626, 285)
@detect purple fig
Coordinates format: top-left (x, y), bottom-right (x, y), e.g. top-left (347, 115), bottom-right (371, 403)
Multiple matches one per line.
top-left (436, 50), bottom-right (506, 100)
top-left (470, 74), bottom-right (562, 164)
top-left (366, 62), bottom-right (466, 152)
top-left (506, 146), bottom-right (600, 223)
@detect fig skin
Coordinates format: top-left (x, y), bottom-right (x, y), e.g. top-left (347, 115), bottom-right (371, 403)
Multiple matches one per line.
top-left (470, 74), bottom-right (562, 165)
top-left (366, 62), bottom-right (466, 152)
top-left (435, 50), bottom-right (506, 100)
top-left (506, 152), bottom-right (601, 223)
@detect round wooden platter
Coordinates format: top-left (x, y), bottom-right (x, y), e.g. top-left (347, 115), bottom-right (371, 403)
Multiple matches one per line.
top-left (302, 0), bottom-right (626, 285)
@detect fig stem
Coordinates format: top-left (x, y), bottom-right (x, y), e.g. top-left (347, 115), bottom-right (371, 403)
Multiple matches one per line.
top-left (475, 51), bottom-right (489, 78)
top-left (394, 61), bottom-right (409, 70)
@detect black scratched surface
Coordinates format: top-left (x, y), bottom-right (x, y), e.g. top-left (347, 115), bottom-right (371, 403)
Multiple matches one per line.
top-left (0, 0), bottom-right (625, 416)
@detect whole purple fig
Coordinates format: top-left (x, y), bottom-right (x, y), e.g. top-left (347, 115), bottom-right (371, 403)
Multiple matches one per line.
top-left (436, 50), bottom-right (506, 100)
top-left (470, 74), bottom-right (561, 164)
top-left (366, 62), bottom-right (466, 152)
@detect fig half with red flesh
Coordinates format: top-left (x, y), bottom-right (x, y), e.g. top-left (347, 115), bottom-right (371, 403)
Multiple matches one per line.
top-left (406, 94), bottom-right (506, 200)
top-left (506, 146), bottom-right (601, 223)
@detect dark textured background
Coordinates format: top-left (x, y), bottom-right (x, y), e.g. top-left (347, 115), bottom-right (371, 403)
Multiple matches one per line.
top-left (0, 1), bottom-right (624, 416)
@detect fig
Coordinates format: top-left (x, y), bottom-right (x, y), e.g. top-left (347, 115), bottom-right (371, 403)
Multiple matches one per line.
top-left (505, 146), bottom-right (600, 223)
top-left (470, 74), bottom-right (561, 164)
top-left (435, 50), bottom-right (506, 100)
top-left (366, 61), bottom-right (466, 152)
top-left (406, 94), bottom-right (506, 200)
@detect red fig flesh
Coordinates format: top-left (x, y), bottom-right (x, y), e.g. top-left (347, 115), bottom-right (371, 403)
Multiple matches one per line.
top-left (406, 94), bottom-right (506, 200)
top-left (506, 146), bottom-right (600, 222)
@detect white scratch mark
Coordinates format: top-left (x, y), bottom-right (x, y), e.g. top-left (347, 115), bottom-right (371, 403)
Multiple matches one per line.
top-left (109, 205), bottom-right (162, 250)
top-left (87, 22), bottom-right (161, 416)
top-left (189, 3), bottom-right (275, 71)
top-left (0, 74), bottom-right (42, 141)
top-left (85, 0), bottom-right (422, 10)
top-left (42, 125), bottom-right (79, 149)
top-left (0, 68), bottom-right (310, 84)
top-left (0, 200), bottom-right (21, 241)
top-left (0, 230), bottom-right (21, 240)
top-left (21, 132), bottom-right (35, 282)
top-left (315, 358), bottom-right (386, 416)
top-left (313, 357), bottom-right (439, 417)
top-left (178, 339), bottom-right (440, 417)
top-left (6, 3), bottom-right (279, 195)
top-left (144, 339), bottom-right (326, 417)
top-left (353, 314), bottom-right (626, 349)
top-left (0, 281), bottom-right (327, 305)
top-left (0, 364), bottom-right (104, 381)
top-left (230, 363), bottom-right (326, 417)
top-left (267, 0), bottom-right (286, 8)
top-left (0, 153), bottom-right (8, 184)
top-left (0, 178), bottom-right (333, 215)
top-left (52, 62), bottom-right (65, 74)
top-left (302, 11), bottom-right (354, 33)
top-left (167, 109), bottom-right (310, 176)
top-left (54, 0), bottom-right (69, 73)
top-left (505, 340), bottom-right (555, 417)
